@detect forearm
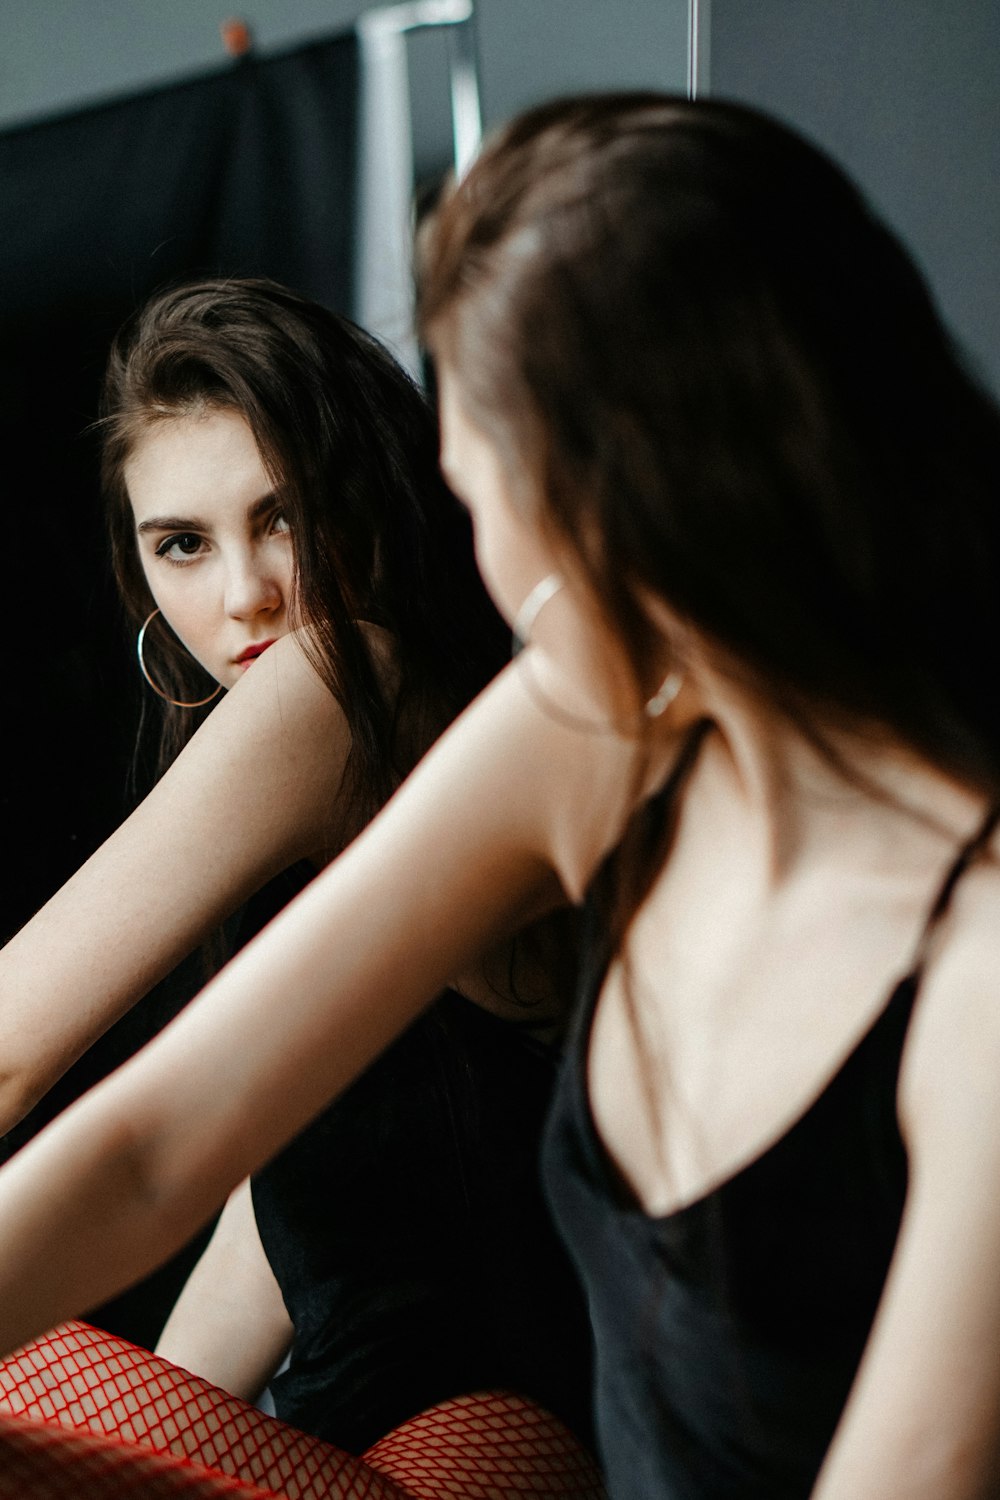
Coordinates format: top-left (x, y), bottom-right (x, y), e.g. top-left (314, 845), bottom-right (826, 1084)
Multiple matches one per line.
top-left (0, 871), bottom-right (228, 1142)
top-left (0, 667), bottom-right (614, 1360)
top-left (0, 1077), bottom-right (226, 1358)
top-left (0, 872), bottom-right (454, 1361)
top-left (157, 1179), bottom-right (292, 1400)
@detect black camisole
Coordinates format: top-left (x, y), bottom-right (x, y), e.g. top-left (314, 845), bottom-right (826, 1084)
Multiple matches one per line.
top-left (544, 731), bottom-right (999, 1498)
top-left (252, 986), bottom-right (594, 1453)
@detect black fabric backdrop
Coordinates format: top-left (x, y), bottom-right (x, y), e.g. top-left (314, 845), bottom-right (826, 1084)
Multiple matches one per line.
top-left (0, 30), bottom-right (359, 1346)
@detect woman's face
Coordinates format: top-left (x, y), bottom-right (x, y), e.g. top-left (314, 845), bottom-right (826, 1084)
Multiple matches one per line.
top-left (125, 409), bottom-right (294, 689)
top-left (437, 367), bottom-right (650, 729)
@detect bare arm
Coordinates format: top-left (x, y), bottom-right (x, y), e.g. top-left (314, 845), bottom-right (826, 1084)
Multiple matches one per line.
top-left (812, 880), bottom-right (1000, 1498)
top-left (0, 659), bottom-right (651, 1358)
top-left (155, 1178), bottom-right (292, 1401)
top-left (0, 632), bottom-right (351, 1134)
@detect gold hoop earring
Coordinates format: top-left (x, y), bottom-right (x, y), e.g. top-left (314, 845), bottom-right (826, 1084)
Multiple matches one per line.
top-left (136, 609), bottom-right (222, 709)
top-left (510, 571), bottom-right (683, 734)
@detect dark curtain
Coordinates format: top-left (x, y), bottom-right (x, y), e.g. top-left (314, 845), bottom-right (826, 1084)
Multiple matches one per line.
top-left (2, 28), bottom-right (358, 939)
top-left (0, 30), bottom-right (359, 1347)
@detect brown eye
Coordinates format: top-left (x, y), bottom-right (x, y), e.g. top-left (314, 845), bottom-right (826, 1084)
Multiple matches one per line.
top-left (156, 533), bottom-right (205, 561)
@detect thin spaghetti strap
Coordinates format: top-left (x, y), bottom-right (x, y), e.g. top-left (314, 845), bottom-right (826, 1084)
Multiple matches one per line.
top-left (909, 803), bottom-right (1000, 977)
top-left (659, 716), bottom-right (714, 807)
top-left (637, 716), bottom-right (714, 865)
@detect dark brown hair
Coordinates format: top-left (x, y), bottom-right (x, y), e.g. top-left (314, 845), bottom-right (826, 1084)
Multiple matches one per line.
top-left (420, 94), bottom-right (1000, 807)
top-left (102, 277), bottom-right (505, 836)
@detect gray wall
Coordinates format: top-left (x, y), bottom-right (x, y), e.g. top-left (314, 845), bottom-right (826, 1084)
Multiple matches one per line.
top-left (12, 2), bottom-right (991, 383)
top-left (0, 1), bottom-right (689, 134)
top-left (710, 0), bottom-right (1000, 393)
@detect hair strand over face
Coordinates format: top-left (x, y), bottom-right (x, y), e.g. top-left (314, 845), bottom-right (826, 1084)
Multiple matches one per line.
top-left (102, 276), bottom-right (506, 829)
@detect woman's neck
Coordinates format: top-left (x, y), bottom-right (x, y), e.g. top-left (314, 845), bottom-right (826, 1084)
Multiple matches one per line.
top-left (669, 663), bottom-right (986, 889)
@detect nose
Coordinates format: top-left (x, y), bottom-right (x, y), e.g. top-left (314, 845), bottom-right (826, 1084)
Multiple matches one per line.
top-left (224, 549), bottom-right (285, 622)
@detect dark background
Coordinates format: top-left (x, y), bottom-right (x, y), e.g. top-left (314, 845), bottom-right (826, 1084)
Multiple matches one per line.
top-left (0, 31), bottom-right (359, 1346)
top-left (2, 32), bottom-right (358, 942)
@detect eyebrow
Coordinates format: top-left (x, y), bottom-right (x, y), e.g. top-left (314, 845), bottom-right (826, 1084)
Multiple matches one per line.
top-left (135, 493), bottom-right (280, 535)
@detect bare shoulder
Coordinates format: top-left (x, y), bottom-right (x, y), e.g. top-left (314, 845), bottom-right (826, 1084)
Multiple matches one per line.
top-left (818, 851), bottom-right (1000, 1497)
top-left (150, 631), bottom-right (353, 871)
top-left (211, 630), bottom-right (347, 746)
top-left (898, 841), bottom-right (1000, 1162)
top-left (430, 657), bottom-right (691, 904)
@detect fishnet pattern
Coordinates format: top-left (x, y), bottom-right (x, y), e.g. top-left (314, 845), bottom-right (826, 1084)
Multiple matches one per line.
top-left (0, 1322), bottom-right (405, 1500)
top-left (0, 1323), bottom-right (606, 1499)
top-left (0, 1410), bottom-right (287, 1500)
top-left (366, 1393), bottom-right (606, 1500)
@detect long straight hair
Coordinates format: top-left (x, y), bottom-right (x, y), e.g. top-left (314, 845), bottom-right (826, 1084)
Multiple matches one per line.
top-left (420, 95), bottom-right (1000, 813)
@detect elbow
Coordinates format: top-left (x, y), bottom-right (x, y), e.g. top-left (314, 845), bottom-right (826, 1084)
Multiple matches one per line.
top-left (59, 1081), bottom-right (217, 1263)
top-left (0, 1057), bottom-right (51, 1139)
top-left (109, 1081), bottom-right (239, 1249)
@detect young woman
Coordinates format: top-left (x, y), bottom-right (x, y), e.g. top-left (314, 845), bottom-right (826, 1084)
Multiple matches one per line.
top-left (0, 279), bottom-right (591, 1456)
top-left (2, 93), bottom-right (1000, 1499)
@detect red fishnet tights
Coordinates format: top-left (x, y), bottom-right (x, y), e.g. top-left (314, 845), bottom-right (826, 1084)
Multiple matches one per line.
top-left (0, 1322), bottom-right (605, 1500)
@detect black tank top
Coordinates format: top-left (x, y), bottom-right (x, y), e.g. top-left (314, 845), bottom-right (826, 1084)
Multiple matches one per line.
top-left (544, 730), bottom-right (999, 1498)
top-left (252, 987), bottom-right (594, 1453)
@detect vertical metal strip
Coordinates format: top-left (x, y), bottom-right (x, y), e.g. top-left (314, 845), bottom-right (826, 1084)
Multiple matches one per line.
top-left (355, 1), bottom-right (482, 373)
top-left (356, 17), bottom-right (419, 373)
top-left (446, 12), bottom-right (482, 177)
top-left (688, 0), bottom-right (711, 99)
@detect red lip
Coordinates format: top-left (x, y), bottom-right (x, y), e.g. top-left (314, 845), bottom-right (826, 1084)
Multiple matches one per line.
top-left (236, 639), bottom-right (277, 666)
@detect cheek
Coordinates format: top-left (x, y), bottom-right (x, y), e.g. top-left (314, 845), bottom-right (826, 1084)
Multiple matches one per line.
top-left (136, 552), bottom-right (160, 608)
top-left (470, 501), bottom-right (560, 630)
top-left (275, 540), bottom-right (297, 602)
top-left (135, 557), bottom-right (211, 663)
top-left (137, 555), bottom-right (183, 626)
